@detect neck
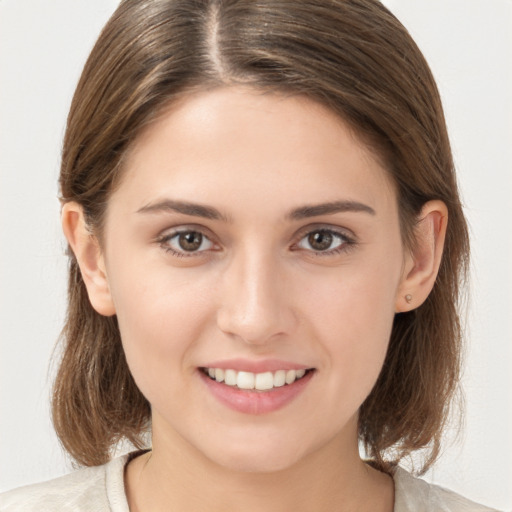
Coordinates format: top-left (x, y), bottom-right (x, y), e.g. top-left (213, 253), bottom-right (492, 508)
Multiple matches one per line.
top-left (125, 421), bottom-right (394, 512)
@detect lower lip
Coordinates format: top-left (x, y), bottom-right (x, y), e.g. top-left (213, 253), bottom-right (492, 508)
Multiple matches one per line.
top-left (199, 370), bottom-right (314, 415)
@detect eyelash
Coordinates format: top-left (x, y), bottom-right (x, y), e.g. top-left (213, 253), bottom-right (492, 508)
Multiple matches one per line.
top-left (294, 228), bottom-right (356, 257)
top-left (156, 227), bottom-right (356, 259)
top-left (157, 229), bottom-right (216, 258)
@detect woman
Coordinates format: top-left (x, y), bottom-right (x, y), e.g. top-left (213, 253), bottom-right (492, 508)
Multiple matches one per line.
top-left (0, 0), bottom-right (500, 510)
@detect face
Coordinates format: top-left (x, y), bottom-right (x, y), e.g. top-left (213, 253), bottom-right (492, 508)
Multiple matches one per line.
top-left (100, 87), bottom-right (408, 472)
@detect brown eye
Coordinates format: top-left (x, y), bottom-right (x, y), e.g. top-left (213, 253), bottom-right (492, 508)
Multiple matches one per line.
top-left (178, 231), bottom-right (203, 251)
top-left (296, 229), bottom-right (348, 254)
top-left (307, 231), bottom-right (334, 251)
top-left (161, 230), bottom-right (214, 256)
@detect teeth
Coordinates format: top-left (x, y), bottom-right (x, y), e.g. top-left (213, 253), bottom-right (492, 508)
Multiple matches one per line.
top-left (224, 369), bottom-right (237, 386)
top-left (204, 367), bottom-right (310, 391)
top-left (273, 370), bottom-right (286, 387)
top-left (255, 372), bottom-right (274, 390)
top-left (237, 371), bottom-right (255, 390)
top-left (285, 369), bottom-right (296, 385)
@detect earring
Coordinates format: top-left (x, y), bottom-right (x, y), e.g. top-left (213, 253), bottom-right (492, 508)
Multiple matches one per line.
top-left (405, 294), bottom-right (413, 304)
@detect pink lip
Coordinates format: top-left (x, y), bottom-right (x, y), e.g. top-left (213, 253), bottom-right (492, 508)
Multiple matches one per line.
top-left (202, 358), bottom-right (311, 373)
top-left (199, 368), bottom-right (315, 415)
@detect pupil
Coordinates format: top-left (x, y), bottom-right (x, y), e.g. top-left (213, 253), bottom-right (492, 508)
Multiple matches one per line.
top-left (179, 232), bottom-right (202, 251)
top-left (308, 231), bottom-right (332, 251)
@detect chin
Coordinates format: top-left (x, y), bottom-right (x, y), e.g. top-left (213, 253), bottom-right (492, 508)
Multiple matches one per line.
top-left (197, 430), bottom-right (313, 474)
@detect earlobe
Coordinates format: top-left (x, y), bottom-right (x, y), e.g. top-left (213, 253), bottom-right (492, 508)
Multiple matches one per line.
top-left (61, 202), bottom-right (116, 316)
top-left (395, 200), bottom-right (448, 313)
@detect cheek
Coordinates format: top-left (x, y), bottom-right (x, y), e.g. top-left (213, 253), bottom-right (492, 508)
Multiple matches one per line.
top-left (304, 253), bottom-right (399, 337)
top-left (106, 257), bottom-right (214, 392)
top-left (301, 257), bottom-right (400, 399)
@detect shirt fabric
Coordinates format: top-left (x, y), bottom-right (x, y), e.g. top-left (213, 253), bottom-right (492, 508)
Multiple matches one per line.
top-left (0, 452), bottom-right (499, 511)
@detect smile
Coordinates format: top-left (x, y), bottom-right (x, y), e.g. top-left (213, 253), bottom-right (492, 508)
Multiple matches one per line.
top-left (200, 365), bottom-right (316, 414)
top-left (202, 367), bottom-right (312, 391)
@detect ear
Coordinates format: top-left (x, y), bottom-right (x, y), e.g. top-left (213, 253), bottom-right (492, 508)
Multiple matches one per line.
top-left (61, 202), bottom-right (116, 316)
top-left (395, 200), bottom-right (448, 313)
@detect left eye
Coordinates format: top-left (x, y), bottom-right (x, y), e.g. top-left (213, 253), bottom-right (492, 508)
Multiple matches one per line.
top-left (296, 229), bottom-right (348, 253)
top-left (162, 230), bottom-right (214, 255)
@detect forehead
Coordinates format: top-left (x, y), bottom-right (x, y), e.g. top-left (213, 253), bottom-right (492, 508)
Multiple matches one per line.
top-left (114, 86), bottom-right (397, 220)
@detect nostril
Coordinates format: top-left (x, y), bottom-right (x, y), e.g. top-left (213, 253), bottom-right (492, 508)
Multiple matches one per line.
top-left (216, 300), bottom-right (298, 345)
top-left (215, 260), bottom-right (298, 343)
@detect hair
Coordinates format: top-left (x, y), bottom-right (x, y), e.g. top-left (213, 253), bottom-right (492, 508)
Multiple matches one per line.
top-left (53, 0), bottom-right (469, 473)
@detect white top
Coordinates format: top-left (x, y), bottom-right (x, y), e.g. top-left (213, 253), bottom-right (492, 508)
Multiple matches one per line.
top-left (0, 452), bottom-right (500, 512)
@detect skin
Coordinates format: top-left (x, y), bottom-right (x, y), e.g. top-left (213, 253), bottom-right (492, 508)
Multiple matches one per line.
top-left (62, 86), bottom-right (447, 512)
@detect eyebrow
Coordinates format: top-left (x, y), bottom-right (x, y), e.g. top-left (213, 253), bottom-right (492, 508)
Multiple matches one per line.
top-left (136, 199), bottom-right (376, 222)
top-left (136, 200), bottom-right (230, 222)
top-left (287, 200), bottom-right (376, 220)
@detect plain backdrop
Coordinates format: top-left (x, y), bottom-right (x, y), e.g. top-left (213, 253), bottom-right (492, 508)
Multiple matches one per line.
top-left (0, 0), bottom-right (511, 509)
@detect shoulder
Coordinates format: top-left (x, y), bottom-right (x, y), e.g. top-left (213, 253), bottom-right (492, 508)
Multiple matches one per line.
top-left (0, 453), bottom-right (130, 512)
top-left (393, 467), bottom-right (501, 512)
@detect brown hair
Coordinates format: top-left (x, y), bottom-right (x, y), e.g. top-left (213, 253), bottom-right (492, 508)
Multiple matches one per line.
top-left (54, 0), bottom-right (469, 472)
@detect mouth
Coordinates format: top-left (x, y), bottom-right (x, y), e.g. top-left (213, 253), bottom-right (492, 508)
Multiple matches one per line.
top-left (200, 367), bottom-right (315, 392)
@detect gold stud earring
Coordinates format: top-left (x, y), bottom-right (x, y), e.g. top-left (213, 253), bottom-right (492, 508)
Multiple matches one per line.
top-left (405, 294), bottom-right (413, 304)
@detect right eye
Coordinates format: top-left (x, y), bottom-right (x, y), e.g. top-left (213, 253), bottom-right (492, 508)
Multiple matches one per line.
top-left (159, 230), bottom-right (215, 257)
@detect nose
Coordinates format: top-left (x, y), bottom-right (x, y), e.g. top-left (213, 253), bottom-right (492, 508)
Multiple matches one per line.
top-left (216, 248), bottom-right (297, 345)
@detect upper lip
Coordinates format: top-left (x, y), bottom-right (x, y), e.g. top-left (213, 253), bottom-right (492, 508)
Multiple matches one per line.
top-left (200, 358), bottom-right (312, 373)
